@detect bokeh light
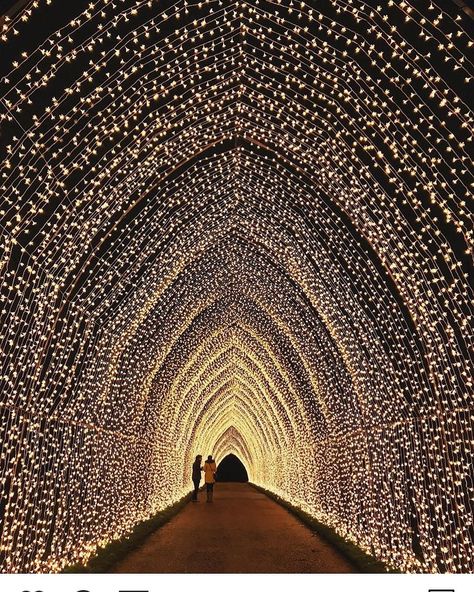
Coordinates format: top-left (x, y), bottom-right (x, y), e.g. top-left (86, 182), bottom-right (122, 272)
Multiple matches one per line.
top-left (0, 0), bottom-right (472, 574)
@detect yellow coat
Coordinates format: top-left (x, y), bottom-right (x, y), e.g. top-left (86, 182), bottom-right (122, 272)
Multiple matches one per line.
top-left (203, 461), bottom-right (217, 483)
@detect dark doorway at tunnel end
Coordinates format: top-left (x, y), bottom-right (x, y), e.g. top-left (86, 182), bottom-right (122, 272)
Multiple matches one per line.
top-left (216, 454), bottom-right (248, 482)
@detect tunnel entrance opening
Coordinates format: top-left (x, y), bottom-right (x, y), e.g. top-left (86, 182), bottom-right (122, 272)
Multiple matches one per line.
top-left (216, 454), bottom-right (249, 482)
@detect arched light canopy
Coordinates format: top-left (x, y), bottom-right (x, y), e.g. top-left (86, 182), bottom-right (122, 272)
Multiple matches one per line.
top-left (0, 0), bottom-right (472, 574)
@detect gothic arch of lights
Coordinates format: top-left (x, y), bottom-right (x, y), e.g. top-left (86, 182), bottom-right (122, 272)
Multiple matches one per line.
top-left (0, 0), bottom-right (472, 574)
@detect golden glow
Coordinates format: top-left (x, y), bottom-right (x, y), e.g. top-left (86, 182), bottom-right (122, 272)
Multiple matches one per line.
top-left (0, 0), bottom-right (472, 575)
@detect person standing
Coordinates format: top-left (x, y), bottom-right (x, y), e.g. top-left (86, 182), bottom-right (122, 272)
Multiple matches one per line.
top-left (203, 455), bottom-right (217, 502)
top-left (191, 455), bottom-right (202, 502)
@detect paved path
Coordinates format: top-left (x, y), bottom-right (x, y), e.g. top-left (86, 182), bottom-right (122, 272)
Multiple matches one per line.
top-left (113, 483), bottom-right (355, 573)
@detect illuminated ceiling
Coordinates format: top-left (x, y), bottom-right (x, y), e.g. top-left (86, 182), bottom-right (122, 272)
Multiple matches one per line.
top-left (0, 0), bottom-right (472, 574)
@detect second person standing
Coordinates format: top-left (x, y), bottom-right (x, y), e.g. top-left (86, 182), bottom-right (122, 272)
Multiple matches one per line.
top-left (203, 455), bottom-right (217, 502)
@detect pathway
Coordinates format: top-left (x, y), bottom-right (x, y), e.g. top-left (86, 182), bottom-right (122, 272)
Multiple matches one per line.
top-left (113, 483), bottom-right (355, 573)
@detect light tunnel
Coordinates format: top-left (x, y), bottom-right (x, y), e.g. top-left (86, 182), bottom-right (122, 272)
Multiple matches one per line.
top-left (0, 0), bottom-right (472, 575)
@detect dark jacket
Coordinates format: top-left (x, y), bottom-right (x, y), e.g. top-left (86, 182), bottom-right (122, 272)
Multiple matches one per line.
top-left (192, 460), bottom-right (202, 481)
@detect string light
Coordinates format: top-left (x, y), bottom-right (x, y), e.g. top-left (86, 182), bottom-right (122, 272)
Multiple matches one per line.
top-left (0, 0), bottom-right (472, 575)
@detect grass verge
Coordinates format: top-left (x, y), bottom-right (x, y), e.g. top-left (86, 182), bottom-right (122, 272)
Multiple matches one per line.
top-left (62, 492), bottom-right (193, 573)
top-left (250, 483), bottom-right (398, 573)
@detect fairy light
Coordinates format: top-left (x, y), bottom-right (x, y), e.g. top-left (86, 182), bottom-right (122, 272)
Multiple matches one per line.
top-left (0, 0), bottom-right (472, 575)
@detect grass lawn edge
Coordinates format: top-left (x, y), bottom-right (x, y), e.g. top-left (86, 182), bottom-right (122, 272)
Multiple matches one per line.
top-left (249, 482), bottom-right (399, 574)
top-left (62, 491), bottom-right (193, 573)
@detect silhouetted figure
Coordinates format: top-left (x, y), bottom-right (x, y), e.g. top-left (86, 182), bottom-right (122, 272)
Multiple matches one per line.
top-left (203, 455), bottom-right (217, 502)
top-left (191, 454), bottom-right (202, 502)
